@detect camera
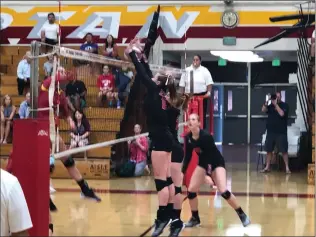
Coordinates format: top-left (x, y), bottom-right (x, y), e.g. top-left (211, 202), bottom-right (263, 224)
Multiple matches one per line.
top-left (270, 94), bottom-right (277, 100)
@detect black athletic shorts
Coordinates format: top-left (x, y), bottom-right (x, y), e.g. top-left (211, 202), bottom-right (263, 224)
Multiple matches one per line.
top-left (198, 153), bottom-right (225, 175)
top-left (265, 132), bottom-right (288, 153)
top-left (149, 131), bottom-right (173, 152)
top-left (171, 141), bottom-right (184, 163)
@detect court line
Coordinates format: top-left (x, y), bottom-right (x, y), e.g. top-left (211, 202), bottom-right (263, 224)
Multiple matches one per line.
top-left (138, 197), bottom-right (188, 237)
top-left (55, 188), bottom-right (315, 199)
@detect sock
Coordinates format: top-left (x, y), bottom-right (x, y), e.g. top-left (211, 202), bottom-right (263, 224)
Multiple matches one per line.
top-left (192, 210), bottom-right (199, 220)
top-left (167, 203), bottom-right (174, 219)
top-left (49, 223), bottom-right (54, 233)
top-left (174, 209), bottom-right (181, 220)
top-left (157, 206), bottom-right (167, 220)
top-left (117, 100), bottom-right (121, 107)
top-left (77, 179), bottom-right (89, 192)
top-left (235, 207), bottom-right (244, 215)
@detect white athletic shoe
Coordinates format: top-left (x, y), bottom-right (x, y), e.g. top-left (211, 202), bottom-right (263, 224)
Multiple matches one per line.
top-left (50, 179), bottom-right (56, 194)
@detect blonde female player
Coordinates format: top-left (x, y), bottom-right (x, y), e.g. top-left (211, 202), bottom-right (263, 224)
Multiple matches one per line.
top-left (182, 113), bottom-right (251, 228)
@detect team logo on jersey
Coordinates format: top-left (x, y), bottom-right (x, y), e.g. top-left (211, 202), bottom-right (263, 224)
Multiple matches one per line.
top-left (38, 130), bottom-right (48, 136)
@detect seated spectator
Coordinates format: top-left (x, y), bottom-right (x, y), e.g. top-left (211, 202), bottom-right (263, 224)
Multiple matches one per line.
top-left (0, 95), bottom-right (17, 144)
top-left (17, 51), bottom-right (31, 96)
top-left (41, 13), bottom-right (59, 53)
top-left (117, 64), bottom-right (134, 98)
top-left (80, 33), bottom-right (98, 54)
top-left (69, 110), bottom-right (90, 149)
top-left (97, 65), bottom-right (120, 108)
top-left (44, 54), bottom-right (54, 79)
top-left (18, 92), bottom-right (30, 119)
top-left (103, 34), bottom-right (118, 58)
top-left (65, 76), bottom-right (87, 113)
top-left (127, 124), bottom-right (150, 176)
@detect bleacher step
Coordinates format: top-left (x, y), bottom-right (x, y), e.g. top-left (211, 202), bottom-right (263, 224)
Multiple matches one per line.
top-left (51, 159), bottom-right (110, 180)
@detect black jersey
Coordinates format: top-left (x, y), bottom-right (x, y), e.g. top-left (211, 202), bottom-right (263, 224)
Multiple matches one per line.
top-left (182, 129), bottom-right (225, 173)
top-left (130, 52), bottom-right (170, 135)
top-left (166, 106), bottom-right (180, 141)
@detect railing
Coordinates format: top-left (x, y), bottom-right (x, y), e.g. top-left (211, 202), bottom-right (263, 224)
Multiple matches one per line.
top-left (296, 33), bottom-right (311, 132)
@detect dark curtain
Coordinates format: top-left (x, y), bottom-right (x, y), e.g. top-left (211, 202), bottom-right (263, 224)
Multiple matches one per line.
top-left (251, 62), bottom-right (297, 85)
top-left (202, 61), bottom-right (248, 83)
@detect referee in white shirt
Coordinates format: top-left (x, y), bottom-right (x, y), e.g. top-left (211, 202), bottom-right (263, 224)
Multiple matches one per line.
top-left (1, 169), bottom-right (33, 236)
top-left (17, 52), bottom-right (31, 96)
top-left (179, 55), bottom-right (214, 128)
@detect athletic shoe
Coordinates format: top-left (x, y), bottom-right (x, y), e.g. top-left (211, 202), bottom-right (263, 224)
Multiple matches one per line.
top-left (185, 216), bottom-right (201, 228)
top-left (81, 188), bottom-right (102, 202)
top-left (168, 219), bottom-right (185, 237)
top-left (49, 198), bottom-right (58, 212)
top-left (152, 218), bottom-right (171, 237)
top-left (238, 213), bottom-right (251, 227)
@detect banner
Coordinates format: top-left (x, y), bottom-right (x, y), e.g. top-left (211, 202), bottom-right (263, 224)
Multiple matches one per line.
top-left (0, 5), bottom-right (299, 44)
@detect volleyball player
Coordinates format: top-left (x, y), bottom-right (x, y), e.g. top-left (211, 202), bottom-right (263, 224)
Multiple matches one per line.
top-left (165, 89), bottom-right (190, 237)
top-left (38, 67), bottom-right (101, 202)
top-left (182, 113), bottom-right (251, 228)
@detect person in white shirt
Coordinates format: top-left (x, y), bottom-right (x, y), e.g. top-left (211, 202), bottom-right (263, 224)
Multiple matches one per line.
top-left (1, 169), bottom-right (33, 236)
top-left (41, 13), bottom-right (59, 53)
top-left (179, 54), bottom-right (214, 128)
top-left (17, 52), bottom-right (31, 96)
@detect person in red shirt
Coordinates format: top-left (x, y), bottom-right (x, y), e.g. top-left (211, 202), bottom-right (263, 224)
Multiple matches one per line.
top-left (97, 65), bottom-right (119, 108)
top-left (37, 67), bottom-right (101, 202)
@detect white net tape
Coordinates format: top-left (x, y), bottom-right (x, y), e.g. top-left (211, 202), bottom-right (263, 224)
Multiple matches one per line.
top-left (53, 122), bottom-right (186, 159)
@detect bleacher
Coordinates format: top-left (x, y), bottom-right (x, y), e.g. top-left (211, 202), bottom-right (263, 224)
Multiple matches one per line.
top-left (0, 45), bottom-right (131, 180)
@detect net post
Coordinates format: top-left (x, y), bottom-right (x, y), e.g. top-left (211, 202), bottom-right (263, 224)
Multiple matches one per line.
top-left (30, 41), bottom-right (40, 118)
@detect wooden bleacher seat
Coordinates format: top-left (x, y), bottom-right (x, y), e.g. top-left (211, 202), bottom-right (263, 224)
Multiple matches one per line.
top-left (1, 75), bottom-right (17, 85)
top-left (0, 47), bottom-right (19, 56)
top-left (60, 131), bottom-right (116, 144)
top-left (1, 56), bottom-right (13, 65)
top-left (0, 144), bottom-right (12, 157)
top-left (59, 118), bottom-right (121, 132)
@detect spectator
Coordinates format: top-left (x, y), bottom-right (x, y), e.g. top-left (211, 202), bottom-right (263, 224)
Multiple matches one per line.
top-left (97, 65), bottom-right (120, 108)
top-left (103, 34), bottom-right (118, 58)
top-left (17, 52), bottom-right (31, 96)
top-left (80, 33), bottom-right (98, 54)
top-left (1, 169), bottom-right (33, 236)
top-left (18, 92), bottom-right (31, 119)
top-left (1, 95), bottom-right (17, 144)
top-left (65, 76), bottom-right (87, 113)
top-left (44, 54), bottom-right (54, 79)
top-left (179, 54), bottom-right (214, 128)
top-left (119, 64), bottom-right (134, 94)
top-left (261, 92), bottom-right (291, 174)
top-left (41, 13), bottom-right (59, 53)
top-left (69, 110), bottom-right (90, 149)
top-left (127, 124), bottom-right (150, 176)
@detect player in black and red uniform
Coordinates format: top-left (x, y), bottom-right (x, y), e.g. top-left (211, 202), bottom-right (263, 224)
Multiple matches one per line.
top-left (37, 68), bottom-right (101, 202)
top-left (182, 113), bottom-right (250, 228)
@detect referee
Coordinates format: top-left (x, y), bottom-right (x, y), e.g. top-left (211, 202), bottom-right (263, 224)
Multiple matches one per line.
top-left (179, 54), bottom-right (214, 129)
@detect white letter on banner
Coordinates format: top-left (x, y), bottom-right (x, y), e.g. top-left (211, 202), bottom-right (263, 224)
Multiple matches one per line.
top-left (27, 12), bottom-right (76, 39)
top-left (137, 11), bottom-right (199, 39)
top-left (67, 12), bottom-right (121, 39)
top-left (0, 13), bottom-right (13, 30)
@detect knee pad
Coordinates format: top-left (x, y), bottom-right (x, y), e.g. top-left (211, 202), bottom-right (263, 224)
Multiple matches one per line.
top-left (167, 177), bottom-right (173, 186)
top-left (154, 179), bottom-right (168, 192)
top-left (221, 190), bottom-right (231, 200)
top-left (175, 186), bottom-right (182, 195)
top-left (187, 192), bottom-right (197, 200)
top-left (49, 224), bottom-right (54, 233)
top-left (62, 156), bottom-right (75, 168)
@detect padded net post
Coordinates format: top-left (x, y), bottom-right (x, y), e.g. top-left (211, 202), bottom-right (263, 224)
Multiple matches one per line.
top-left (30, 41), bottom-right (40, 118)
top-left (11, 119), bottom-right (50, 236)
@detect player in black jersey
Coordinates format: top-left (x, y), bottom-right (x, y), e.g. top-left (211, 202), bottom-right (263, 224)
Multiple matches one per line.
top-left (164, 89), bottom-right (190, 237)
top-left (125, 37), bottom-right (184, 236)
top-left (182, 113), bottom-right (251, 228)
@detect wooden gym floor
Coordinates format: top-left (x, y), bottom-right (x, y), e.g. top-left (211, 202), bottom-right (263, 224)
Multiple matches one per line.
top-left (51, 153), bottom-right (315, 236)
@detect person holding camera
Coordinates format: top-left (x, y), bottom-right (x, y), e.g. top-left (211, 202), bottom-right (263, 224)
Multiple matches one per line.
top-left (261, 92), bottom-right (291, 174)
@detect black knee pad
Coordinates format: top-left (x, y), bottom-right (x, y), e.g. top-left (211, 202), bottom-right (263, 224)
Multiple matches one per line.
top-left (49, 224), bottom-right (54, 233)
top-left (50, 164), bottom-right (55, 174)
top-left (167, 177), bottom-right (173, 186)
top-left (62, 156), bottom-right (75, 168)
top-left (175, 186), bottom-right (182, 195)
top-left (221, 190), bottom-right (231, 200)
top-left (154, 179), bottom-right (168, 192)
top-left (187, 192), bottom-right (197, 200)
